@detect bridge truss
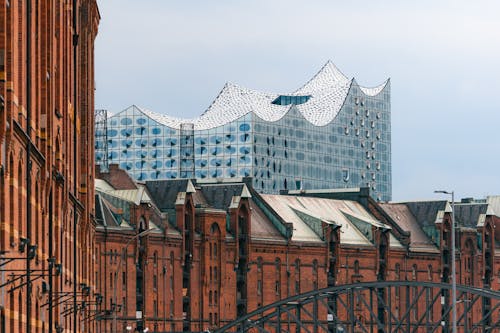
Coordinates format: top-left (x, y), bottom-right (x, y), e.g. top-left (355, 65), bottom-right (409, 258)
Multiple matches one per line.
top-left (215, 281), bottom-right (500, 333)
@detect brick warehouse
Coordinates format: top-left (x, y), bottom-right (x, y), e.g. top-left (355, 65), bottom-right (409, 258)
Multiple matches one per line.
top-left (0, 1), bottom-right (99, 332)
top-left (95, 165), bottom-right (500, 332)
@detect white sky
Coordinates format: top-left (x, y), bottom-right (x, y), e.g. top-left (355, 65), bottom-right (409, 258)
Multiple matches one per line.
top-left (95, 0), bottom-right (500, 201)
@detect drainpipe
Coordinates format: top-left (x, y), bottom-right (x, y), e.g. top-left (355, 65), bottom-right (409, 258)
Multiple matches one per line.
top-left (26, 1), bottom-right (33, 332)
top-left (72, 1), bottom-right (79, 332)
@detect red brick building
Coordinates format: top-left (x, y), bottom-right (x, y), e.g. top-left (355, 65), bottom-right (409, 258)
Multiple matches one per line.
top-left (95, 165), bottom-right (500, 332)
top-left (0, 1), bottom-right (99, 332)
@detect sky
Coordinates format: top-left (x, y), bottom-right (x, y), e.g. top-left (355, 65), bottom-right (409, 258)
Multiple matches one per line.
top-left (95, 0), bottom-right (500, 202)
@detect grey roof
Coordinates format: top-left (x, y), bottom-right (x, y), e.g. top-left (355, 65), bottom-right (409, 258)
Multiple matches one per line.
top-left (454, 203), bottom-right (488, 228)
top-left (145, 180), bottom-right (190, 211)
top-left (198, 183), bottom-right (246, 210)
top-left (405, 201), bottom-right (447, 227)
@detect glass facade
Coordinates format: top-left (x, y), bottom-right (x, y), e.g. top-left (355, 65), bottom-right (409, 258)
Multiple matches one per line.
top-left (95, 64), bottom-right (391, 201)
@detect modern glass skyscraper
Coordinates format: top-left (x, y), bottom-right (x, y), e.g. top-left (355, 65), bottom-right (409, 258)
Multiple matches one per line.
top-left (95, 61), bottom-right (391, 201)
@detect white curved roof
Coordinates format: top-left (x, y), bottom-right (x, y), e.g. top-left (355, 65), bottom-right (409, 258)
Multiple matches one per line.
top-left (134, 61), bottom-right (388, 130)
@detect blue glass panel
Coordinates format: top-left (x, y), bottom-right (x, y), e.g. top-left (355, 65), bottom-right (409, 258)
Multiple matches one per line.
top-left (227, 168), bottom-right (238, 177)
top-left (240, 133), bottom-right (250, 142)
top-left (181, 159), bottom-right (193, 168)
top-left (239, 146), bottom-right (250, 154)
top-left (225, 158), bottom-right (236, 167)
top-left (137, 172), bottom-right (148, 180)
top-left (121, 129), bottom-right (132, 137)
top-left (95, 152), bottom-right (103, 161)
top-left (210, 147), bottom-right (222, 156)
top-left (152, 127), bottom-right (162, 135)
top-left (196, 147), bottom-right (208, 154)
top-left (150, 171), bottom-right (161, 179)
top-left (239, 123), bottom-right (250, 132)
top-left (135, 127), bottom-right (147, 135)
top-left (195, 159), bottom-right (208, 167)
top-left (180, 171), bottom-right (194, 178)
top-left (225, 134), bottom-right (236, 142)
top-left (165, 159), bottom-right (177, 168)
top-left (120, 117), bottom-right (132, 125)
top-left (211, 169), bottom-right (222, 178)
top-left (195, 137), bottom-right (207, 145)
top-left (239, 168), bottom-right (251, 177)
top-left (181, 148), bottom-right (193, 157)
top-left (136, 118), bottom-right (147, 125)
top-left (210, 159), bottom-right (222, 167)
top-left (225, 145), bottom-right (236, 154)
top-left (240, 156), bottom-right (251, 164)
top-left (108, 152), bottom-right (118, 160)
top-left (165, 149), bottom-right (177, 157)
top-left (151, 160), bottom-right (162, 169)
top-left (135, 139), bottom-right (148, 147)
top-left (151, 149), bottom-right (162, 158)
top-left (120, 162), bottom-right (133, 170)
top-left (210, 136), bottom-right (222, 144)
top-left (135, 160), bottom-right (147, 169)
top-left (166, 138), bottom-right (177, 146)
top-left (151, 138), bottom-right (162, 147)
top-left (107, 129), bottom-right (118, 137)
top-left (136, 150), bottom-right (148, 158)
top-left (121, 139), bottom-right (133, 148)
top-left (121, 150), bottom-right (133, 158)
top-left (108, 140), bottom-right (118, 148)
top-left (195, 170), bottom-right (208, 178)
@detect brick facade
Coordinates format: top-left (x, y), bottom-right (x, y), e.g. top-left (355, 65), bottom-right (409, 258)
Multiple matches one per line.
top-left (0, 1), bottom-right (99, 332)
top-left (94, 168), bottom-right (500, 332)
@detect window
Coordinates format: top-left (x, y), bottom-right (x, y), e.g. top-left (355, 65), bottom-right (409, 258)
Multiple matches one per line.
top-left (209, 291), bottom-right (212, 305)
top-left (272, 95), bottom-right (311, 106)
top-left (257, 280), bottom-right (262, 295)
top-left (153, 274), bottom-right (157, 290)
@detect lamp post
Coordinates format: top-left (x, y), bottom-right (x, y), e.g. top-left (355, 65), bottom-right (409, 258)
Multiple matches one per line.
top-left (113, 228), bottom-right (153, 333)
top-left (435, 190), bottom-right (457, 333)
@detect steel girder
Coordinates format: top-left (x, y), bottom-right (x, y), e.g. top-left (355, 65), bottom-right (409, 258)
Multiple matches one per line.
top-left (214, 281), bottom-right (500, 333)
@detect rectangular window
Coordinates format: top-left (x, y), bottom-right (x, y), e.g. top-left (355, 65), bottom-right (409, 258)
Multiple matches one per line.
top-left (122, 297), bottom-right (126, 314)
top-left (153, 274), bottom-right (157, 290)
top-left (257, 280), bottom-right (262, 295)
top-left (154, 300), bottom-right (158, 316)
top-left (122, 272), bottom-right (126, 290)
top-left (170, 300), bottom-right (174, 317)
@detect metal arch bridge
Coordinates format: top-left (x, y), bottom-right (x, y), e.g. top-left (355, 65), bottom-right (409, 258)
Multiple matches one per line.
top-left (214, 281), bottom-right (500, 333)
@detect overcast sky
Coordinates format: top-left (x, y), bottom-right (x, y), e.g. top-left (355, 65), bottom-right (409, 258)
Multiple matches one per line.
top-left (95, 0), bottom-right (500, 202)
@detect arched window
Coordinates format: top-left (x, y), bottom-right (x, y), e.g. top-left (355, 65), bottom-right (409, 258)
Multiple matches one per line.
top-left (8, 154), bottom-right (14, 245)
top-left (295, 259), bottom-right (301, 294)
top-left (313, 259), bottom-right (318, 290)
top-left (275, 258), bottom-right (281, 296)
top-left (17, 160), bottom-right (23, 238)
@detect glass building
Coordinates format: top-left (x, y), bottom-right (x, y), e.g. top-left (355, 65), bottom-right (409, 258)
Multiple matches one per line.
top-left (95, 61), bottom-right (392, 201)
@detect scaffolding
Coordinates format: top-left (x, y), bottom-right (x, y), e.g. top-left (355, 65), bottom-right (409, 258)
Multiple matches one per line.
top-left (94, 109), bottom-right (109, 172)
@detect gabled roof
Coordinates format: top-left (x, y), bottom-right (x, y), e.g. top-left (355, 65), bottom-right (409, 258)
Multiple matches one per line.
top-left (145, 180), bottom-right (190, 211)
top-left (379, 203), bottom-right (439, 253)
top-left (115, 61), bottom-right (389, 130)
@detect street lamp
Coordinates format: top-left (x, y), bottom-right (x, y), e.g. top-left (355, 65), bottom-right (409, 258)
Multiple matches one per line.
top-left (435, 190), bottom-right (457, 333)
top-left (113, 228), bottom-right (154, 333)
